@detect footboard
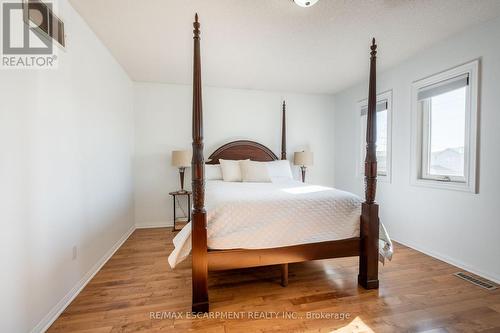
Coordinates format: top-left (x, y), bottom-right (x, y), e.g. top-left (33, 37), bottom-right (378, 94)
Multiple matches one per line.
top-left (207, 238), bottom-right (361, 271)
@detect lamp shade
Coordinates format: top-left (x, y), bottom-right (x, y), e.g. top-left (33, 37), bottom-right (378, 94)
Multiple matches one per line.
top-left (171, 150), bottom-right (191, 168)
top-left (294, 151), bottom-right (313, 166)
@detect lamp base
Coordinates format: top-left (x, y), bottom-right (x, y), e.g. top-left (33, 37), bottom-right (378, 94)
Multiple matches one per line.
top-left (179, 167), bottom-right (186, 192)
top-left (300, 166), bottom-right (307, 183)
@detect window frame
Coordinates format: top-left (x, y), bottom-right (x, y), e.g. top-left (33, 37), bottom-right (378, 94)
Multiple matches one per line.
top-left (357, 90), bottom-right (393, 183)
top-left (410, 60), bottom-right (479, 193)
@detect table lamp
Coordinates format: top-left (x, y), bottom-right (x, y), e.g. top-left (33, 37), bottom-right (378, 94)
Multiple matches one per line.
top-left (294, 151), bottom-right (313, 183)
top-left (171, 150), bottom-right (191, 192)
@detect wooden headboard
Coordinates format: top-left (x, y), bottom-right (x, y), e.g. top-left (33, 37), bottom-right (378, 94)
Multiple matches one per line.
top-left (206, 140), bottom-right (278, 164)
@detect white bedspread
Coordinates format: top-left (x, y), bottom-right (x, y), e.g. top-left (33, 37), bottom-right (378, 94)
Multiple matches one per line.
top-left (168, 180), bottom-right (392, 268)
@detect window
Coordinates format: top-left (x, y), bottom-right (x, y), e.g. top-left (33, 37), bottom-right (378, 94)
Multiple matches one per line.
top-left (411, 60), bottom-right (479, 192)
top-left (359, 90), bottom-right (392, 181)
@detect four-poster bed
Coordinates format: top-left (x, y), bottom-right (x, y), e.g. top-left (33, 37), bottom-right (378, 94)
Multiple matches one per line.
top-left (189, 14), bottom-right (380, 313)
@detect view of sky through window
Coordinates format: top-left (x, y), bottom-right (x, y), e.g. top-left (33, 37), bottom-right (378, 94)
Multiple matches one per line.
top-left (376, 110), bottom-right (387, 173)
top-left (428, 87), bottom-right (466, 177)
top-left (361, 108), bottom-right (388, 174)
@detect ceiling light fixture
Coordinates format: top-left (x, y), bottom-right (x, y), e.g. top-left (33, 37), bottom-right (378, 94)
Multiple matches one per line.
top-left (293, 0), bottom-right (319, 8)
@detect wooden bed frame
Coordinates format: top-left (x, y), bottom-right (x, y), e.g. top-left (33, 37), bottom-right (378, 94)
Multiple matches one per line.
top-left (190, 14), bottom-right (379, 313)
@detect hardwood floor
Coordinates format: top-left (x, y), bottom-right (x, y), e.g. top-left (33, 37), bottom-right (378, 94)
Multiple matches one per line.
top-left (48, 228), bottom-right (500, 333)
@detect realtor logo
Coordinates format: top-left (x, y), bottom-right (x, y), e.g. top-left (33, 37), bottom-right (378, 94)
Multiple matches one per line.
top-left (1, 1), bottom-right (58, 69)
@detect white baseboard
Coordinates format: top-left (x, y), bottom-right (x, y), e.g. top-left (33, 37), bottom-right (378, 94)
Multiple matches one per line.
top-left (135, 221), bottom-right (173, 229)
top-left (393, 237), bottom-right (500, 285)
top-left (32, 224), bottom-right (136, 333)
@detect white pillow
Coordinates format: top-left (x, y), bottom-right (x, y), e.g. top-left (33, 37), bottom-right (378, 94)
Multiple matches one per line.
top-left (219, 159), bottom-right (247, 182)
top-left (266, 160), bottom-right (293, 180)
top-left (205, 164), bottom-right (222, 180)
top-left (240, 160), bottom-right (271, 183)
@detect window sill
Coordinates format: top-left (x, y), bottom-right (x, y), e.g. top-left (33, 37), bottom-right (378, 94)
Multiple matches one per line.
top-left (410, 177), bottom-right (476, 193)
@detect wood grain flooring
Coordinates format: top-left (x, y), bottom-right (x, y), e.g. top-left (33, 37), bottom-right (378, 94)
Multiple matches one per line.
top-left (48, 228), bottom-right (500, 333)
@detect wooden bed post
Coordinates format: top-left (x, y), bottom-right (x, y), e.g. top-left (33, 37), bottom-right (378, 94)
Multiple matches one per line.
top-left (191, 13), bottom-right (209, 313)
top-left (281, 100), bottom-right (287, 160)
top-left (358, 38), bottom-right (380, 290)
top-left (280, 101), bottom-right (289, 285)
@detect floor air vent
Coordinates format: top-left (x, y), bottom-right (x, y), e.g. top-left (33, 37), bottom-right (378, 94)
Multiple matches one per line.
top-left (454, 272), bottom-right (498, 290)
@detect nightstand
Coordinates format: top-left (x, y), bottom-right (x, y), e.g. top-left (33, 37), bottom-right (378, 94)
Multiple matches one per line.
top-left (169, 190), bottom-right (192, 232)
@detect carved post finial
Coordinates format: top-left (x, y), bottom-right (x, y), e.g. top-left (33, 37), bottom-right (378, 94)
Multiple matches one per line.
top-left (370, 38), bottom-right (377, 57)
top-left (193, 13), bottom-right (200, 39)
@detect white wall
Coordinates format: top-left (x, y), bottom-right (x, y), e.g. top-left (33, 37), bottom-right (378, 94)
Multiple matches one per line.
top-left (134, 83), bottom-right (335, 227)
top-left (333, 17), bottom-right (500, 283)
top-left (0, 1), bottom-right (135, 332)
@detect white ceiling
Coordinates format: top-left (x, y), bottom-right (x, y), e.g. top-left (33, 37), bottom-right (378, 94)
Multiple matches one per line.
top-left (69, 0), bottom-right (500, 94)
